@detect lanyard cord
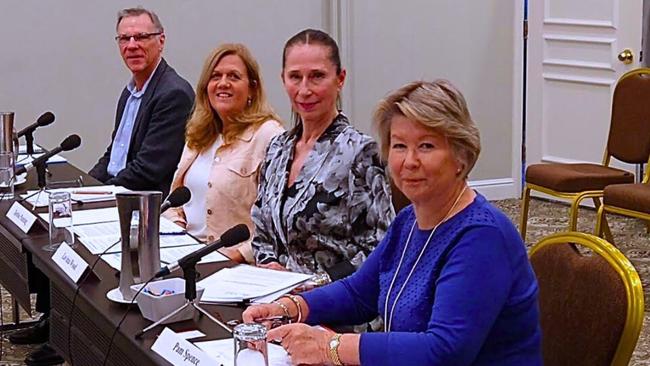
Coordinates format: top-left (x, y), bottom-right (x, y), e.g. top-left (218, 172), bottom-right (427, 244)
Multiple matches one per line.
top-left (383, 185), bottom-right (467, 332)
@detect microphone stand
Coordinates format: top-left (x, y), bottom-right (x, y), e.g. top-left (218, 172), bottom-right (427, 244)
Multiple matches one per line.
top-left (35, 160), bottom-right (47, 189)
top-left (19, 160), bottom-right (51, 209)
top-left (24, 131), bottom-right (35, 155)
top-left (135, 259), bottom-right (231, 338)
top-left (19, 154), bottom-right (81, 204)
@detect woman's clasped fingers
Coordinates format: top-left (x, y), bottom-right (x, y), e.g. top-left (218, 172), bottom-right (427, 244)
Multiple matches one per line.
top-left (267, 324), bottom-right (333, 365)
top-left (258, 261), bottom-right (288, 271)
top-left (241, 304), bottom-right (278, 324)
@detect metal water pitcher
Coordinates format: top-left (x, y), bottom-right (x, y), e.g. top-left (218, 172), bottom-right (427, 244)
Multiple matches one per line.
top-left (0, 112), bottom-right (16, 154)
top-left (116, 191), bottom-right (162, 301)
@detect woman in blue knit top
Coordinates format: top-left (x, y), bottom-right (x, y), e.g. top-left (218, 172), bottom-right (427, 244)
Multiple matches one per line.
top-left (243, 80), bottom-right (542, 365)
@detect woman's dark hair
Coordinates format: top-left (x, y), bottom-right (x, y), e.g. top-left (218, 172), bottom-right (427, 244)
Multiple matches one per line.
top-left (282, 29), bottom-right (342, 75)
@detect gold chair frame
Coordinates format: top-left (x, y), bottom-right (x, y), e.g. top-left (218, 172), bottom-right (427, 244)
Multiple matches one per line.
top-left (530, 232), bottom-right (644, 366)
top-left (520, 68), bottom-right (650, 242)
top-left (595, 168), bottom-right (650, 237)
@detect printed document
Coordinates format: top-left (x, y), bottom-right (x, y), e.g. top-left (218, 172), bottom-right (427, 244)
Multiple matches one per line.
top-left (198, 265), bottom-right (311, 304)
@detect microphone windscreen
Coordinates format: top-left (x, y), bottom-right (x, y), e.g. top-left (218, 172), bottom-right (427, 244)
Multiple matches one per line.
top-left (220, 224), bottom-right (250, 247)
top-left (60, 134), bottom-right (81, 151)
top-left (167, 187), bottom-right (191, 208)
top-left (37, 112), bottom-right (55, 127)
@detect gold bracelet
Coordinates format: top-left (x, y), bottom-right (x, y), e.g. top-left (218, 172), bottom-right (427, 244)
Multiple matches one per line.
top-left (272, 300), bottom-right (291, 321)
top-left (283, 294), bottom-right (303, 323)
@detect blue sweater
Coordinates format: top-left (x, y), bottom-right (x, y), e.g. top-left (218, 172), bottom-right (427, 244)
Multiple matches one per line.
top-left (302, 194), bottom-right (541, 365)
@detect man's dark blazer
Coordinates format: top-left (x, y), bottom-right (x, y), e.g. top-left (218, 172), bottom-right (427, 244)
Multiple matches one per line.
top-left (89, 58), bottom-right (194, 198)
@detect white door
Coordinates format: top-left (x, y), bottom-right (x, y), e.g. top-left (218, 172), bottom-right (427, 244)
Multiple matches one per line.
top-left (527, 0), bottom-right (643, 172)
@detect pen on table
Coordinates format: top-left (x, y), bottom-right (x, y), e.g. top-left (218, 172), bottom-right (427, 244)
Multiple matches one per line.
top-left (71, 190), bottom-right (113, 195)
top-left (159, 232), bottom-right (187, 236)
top-left (254, 315), bottom-right (291, 322)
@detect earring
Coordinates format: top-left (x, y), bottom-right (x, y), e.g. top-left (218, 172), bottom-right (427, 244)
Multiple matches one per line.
top-left (247, 97), bottom-right (252, 107)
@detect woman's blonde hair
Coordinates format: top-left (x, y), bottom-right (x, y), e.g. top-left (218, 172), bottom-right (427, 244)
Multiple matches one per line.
top-left (373, 79), bottom-right (481, 179)
top-left (186, 43), bottom-right (280, 151)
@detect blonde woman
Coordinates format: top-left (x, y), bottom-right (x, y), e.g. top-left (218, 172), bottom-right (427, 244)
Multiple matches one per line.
top-left (244, 80), bottom-right (541, 365)
top-left (166, 44), bottom-right (283, 263)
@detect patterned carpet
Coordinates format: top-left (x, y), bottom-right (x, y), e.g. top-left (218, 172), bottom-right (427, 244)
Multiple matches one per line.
top-left (0, 196), bottom-right (648, 364)
top-left (0, 292), bottom-right (40, 365)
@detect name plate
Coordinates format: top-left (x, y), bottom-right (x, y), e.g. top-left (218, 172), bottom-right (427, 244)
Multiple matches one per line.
top-left (152, 328), bottom-right (216, 366)
top-left (7, 201), bottom-right (37, 233)
top-left (52, 242), bottom-right (89, 283)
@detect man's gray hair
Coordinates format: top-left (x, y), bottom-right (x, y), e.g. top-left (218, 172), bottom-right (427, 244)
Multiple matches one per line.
top-left (116, 7), bottom-right (164, 32)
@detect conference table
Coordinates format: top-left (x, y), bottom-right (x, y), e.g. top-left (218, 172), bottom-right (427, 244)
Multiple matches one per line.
top-left (0, 162), bottom-right (243, 365)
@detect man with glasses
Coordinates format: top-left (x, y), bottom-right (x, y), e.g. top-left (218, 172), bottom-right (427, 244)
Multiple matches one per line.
top-left (9, 7), bottom-right (194, 366)
top-left (89, 6), bottom-right (194, 198)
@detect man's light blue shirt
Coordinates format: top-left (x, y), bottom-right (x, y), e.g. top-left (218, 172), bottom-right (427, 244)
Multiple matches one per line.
top-left (107, 62), bottom-right (160, 177)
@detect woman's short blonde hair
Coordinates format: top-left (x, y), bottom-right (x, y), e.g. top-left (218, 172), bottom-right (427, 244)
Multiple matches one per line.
top-left (373, 80), bottom-right (481, 179)
top-left (186, 43), bottom-right (280, 151)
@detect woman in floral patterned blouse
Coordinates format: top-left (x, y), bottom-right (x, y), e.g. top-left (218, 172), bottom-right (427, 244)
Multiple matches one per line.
top-left (251, 29), bottom-right (394, 278)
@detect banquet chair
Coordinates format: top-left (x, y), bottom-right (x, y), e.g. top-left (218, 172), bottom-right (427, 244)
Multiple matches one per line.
top-left (529, 232), bottom-right (644, 366)
top-left (390, 180), bottom-right (410, 214)
top-left (595, 168), bottom-right (650, 239)
top-left (520, 68), bottom-right (650, 241)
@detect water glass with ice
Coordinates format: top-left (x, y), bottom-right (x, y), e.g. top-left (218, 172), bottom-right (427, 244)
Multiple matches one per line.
top-left (45, 191), bottom-right (75, 251)
top-left (234, 323), bottom-right (269, 366)
top-left (0, 152), bottom-right (15, 200)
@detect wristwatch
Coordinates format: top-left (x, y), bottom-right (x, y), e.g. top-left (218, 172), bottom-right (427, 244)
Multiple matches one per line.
top-left (328, 333), bottom-right (343, 366)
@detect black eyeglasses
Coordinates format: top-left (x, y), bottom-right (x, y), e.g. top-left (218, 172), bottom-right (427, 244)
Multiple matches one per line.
top-left (115, 32), bottom-right (162, 45)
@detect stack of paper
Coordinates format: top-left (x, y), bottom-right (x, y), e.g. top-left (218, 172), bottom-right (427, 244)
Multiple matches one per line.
top-left (40, 207), bottom-right (118, 228)
top-left (23, 185), bottom-right (131, 207)
top-left (198, 265), bottom-right (311, 304)
top-left (18, 144), bottom-right (45, 154)
top-left (99, 246), bottom-right (228, 271)
top-left (16, 152), bottom-right (66, 165)
top-left (40, 207), bottom-right (183, 230)
top-left (72, 217), bottom-right (195, 255)
top-left (37, 206), bottom-right (228, 270)
top-left (159, 245), bottom-right (228, 264)
top-left (75, 231), bottom-right (200, 255)
top-left (100, 253), bottom-right (122, 270)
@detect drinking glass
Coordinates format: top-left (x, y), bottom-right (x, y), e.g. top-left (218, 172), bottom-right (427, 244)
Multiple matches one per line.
top-left (45, 191), bottom-right (75, 251)
top-left (233, 323), bottom-right (269, 366)
top-left (0, 152), bottom-right (15, 200)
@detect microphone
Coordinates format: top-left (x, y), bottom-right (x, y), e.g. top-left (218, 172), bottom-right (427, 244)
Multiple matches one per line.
top-left (160, 186), bottom-right (191, 213)
top-left (16, 112), bottom-right (55, 138)
top-left (15, 134), bottom-right (81, 175)
top-left (155, 224), bottom-right (250, 278)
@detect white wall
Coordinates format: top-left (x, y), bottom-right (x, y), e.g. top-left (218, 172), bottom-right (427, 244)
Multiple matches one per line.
top-left (0, 0), bottom-right (523, 199)
top-left (0, 0), bottom-right (325, 170)
top-left (344, 0), bottom-right (519, 181)
top-left (337, 0), bottom-right (523, 198)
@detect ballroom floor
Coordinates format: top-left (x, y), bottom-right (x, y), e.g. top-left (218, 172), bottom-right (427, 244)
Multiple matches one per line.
top-left (0, 197), bottom-right (649, 365)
